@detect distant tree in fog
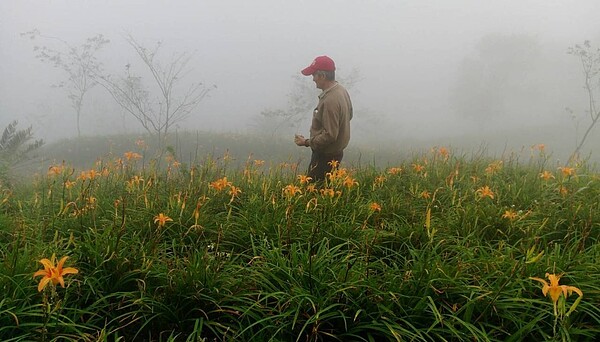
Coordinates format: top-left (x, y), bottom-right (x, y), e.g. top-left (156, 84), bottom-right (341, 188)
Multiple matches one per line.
top-left (98, 35), bottom-right (215, 149)
top-left (452, 34), bottom-right (541, 124)
top-left (22, 30), bottom-right (110, 137)
top-left (567, 40), bottom-right (600, 163)
top-left (254, 70), bottom-right (361, 137)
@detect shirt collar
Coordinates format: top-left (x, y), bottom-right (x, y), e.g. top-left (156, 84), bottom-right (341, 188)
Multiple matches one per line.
top-left (318, 82), bottom-right (339, 99)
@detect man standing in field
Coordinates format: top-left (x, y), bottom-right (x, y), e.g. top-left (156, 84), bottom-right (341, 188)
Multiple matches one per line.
top-left (294, 55), bottom-right (353, 182)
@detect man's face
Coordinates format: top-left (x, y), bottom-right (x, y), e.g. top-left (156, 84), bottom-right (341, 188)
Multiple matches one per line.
top-left (312, 72), bottom-right (326, 90)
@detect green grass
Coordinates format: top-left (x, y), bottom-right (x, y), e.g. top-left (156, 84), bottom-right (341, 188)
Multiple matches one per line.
top-left (0, 134), bottom-right (599, 341)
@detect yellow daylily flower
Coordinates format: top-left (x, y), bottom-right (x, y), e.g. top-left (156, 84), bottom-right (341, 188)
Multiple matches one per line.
top-left (33, 254), bottom-right (79, 292)
top-left (530, 273), bottom-right (583, 317)
top-left (502, 209), bottom-right (518, 220)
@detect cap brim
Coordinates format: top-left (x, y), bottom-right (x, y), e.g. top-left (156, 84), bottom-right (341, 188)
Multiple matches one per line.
top-left (301, 66), bottom-right (317, 76)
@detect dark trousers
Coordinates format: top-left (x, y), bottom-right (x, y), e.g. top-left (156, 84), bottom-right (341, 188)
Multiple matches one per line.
top-left (308, 151), bottom-right (344, 182)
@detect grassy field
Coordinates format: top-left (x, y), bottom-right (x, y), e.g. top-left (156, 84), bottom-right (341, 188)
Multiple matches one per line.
top-left (1, 134), bottom-right (599, 341)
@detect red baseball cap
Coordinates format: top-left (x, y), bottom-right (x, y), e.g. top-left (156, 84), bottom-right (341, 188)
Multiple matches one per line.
top-left (301, 55), bottom-right (336, 76)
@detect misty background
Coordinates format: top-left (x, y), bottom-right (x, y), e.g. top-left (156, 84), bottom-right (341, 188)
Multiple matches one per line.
top-left (2, 0), bottom-right (600, 164)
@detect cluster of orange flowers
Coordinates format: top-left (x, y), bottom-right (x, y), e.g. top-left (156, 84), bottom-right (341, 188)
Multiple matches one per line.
top-left (387, 167), bottom-right (403, 175)
top-left (209, 177), bottom-right (242, 200)
top-left (209, 177), bottom-right (232, 192)
top-left (124, 151), bottom-right (142, 161)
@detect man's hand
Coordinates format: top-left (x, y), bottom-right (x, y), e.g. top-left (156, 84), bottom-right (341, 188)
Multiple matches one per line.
top-left (294, 134), bottom-right (308, 147)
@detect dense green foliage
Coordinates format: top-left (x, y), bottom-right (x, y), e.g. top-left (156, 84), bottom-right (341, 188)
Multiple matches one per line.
top-left (1, 140), bottom-right (599, 341)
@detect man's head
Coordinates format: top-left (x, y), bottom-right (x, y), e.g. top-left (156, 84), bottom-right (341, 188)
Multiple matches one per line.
top-left (301, 56), bottom-right (336, 90)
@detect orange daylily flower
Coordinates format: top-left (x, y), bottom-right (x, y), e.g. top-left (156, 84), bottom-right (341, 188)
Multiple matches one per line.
top-left (154, 213), bottom-right (173, 227)
top-left (476, 186), bottom-right (495, 199)
top-left (502, 209), bottom-right (518, 220)
top-left (229, 185), bottom-right (242, 198)
top-left (369, 202), bottom-right (382, 212)
top-left (48, 165), bottom-right (64, 176)
top-left (328, 160), bottom-right (340, 169)
top-left (558, 166), bottom-right (575, 177)
top-left (320, 188), bottom-right (337, 198)
top-left (531, 144), bottom-right (545, 152)
top-left (342, 176), bottom-right (359, 188)
top-left (124, 151), bottom-right (142, 161)
top-left (558, 185), bottom-right (569, 196)
top-left (64, 180), bottom-right (76, 189)
top-left (297, 174), bottom-right (313, 185)
top-left (485, 161), bottom-right (503, 175)
top-left (33, 254), bottom-right (79, 292)
top-left (438, 146), bottom-right (450, 159)
top-left (412, 163), bottom-right (425, 173)
top-left (87, 169), bottom-right (99, 180)
top-left (387, 167), bottom-right (403, 175)
top-left (209, 177), bottom-right (232, 192)
top-left (539, 170), bottom-right (555, 181)
top-left (374, 175), bottom-right (386, 187)
top-left (283, 184), bottom-right (302, 198)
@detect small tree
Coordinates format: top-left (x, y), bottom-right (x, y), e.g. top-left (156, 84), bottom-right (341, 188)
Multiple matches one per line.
top-left (22, 30), bottom-right (110, 137)
top-left (98, 35), bottom-right (214, 149)
top-left (0, 121), bottom-right (44, 186)
top-left (567, 41), bottom-right (600, 163)
top-left (255, 70), bottom-right (361, 137)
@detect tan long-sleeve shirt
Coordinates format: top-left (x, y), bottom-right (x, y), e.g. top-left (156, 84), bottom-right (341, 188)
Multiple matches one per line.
top-left (309, 83), bottom-right (353, 154)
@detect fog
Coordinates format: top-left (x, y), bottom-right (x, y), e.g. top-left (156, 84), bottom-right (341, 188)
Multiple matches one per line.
top-left (2, 0), bottom-right (600, 161)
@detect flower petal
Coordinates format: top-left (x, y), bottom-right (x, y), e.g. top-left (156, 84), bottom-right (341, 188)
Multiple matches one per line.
top-left (56, 256), bottom-right (69, 270)
top-left (566, 285), bottom-right (583, 298)
top-left (39, 258), bottom-right (54, 270)
top-left (61, 267), bottom-right (79, 276)
top-left (33, 269), bottom-right (49, 278)
top-left (38, 277), bottom-right (52, 292)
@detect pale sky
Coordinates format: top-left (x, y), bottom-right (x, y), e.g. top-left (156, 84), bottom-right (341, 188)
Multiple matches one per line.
top-left (1, 0), bottom-right (599, 152)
